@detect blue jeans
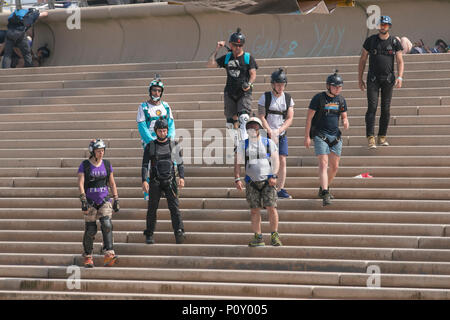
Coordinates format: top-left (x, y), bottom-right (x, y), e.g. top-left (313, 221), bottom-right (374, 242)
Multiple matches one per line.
top-left (314, 133), bottom-right (343, 156)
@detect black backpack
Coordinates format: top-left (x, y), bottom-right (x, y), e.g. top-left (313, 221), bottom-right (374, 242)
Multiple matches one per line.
top-left (264, 91), bottom-right (292, 120)
top-left (82, 159), bottom-right (111, 191)
top-left (309, 92), bottom-right (345, 138)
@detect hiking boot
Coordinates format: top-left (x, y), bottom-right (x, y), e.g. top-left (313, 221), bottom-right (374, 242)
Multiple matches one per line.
top-left (377, 135), bottom-right (389, 146)
top-left (270, 232), bottom-right (282, 246)
top-left (175, 229), bottom-right (185, 244)
top-left (145, 234), bottom-right (155, 244)
top-left (318, 186), bottom-right (334, 200)
top-left (277, 188), bottom-right (292, 199)
top-left (321, 189), bottom-right (332, 206)
top-left (84, 255), bottom-right (94, 268)
top-left (368, 136), bottom-right (377, 149)
top-left (103, 252), bottom-right (118, 267)
top-left (248, 233), bottom-right (265, 247)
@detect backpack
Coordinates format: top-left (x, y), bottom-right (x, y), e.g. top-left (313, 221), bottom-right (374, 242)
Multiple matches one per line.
top-left (148, 140), bottom-right (174, 181)
top-left (82, 159), bottom-right (111, 191)
top-left (264, 91), bottom-right (292, 120)
top-left (224, 52), bottom-right (250, 66)
top-left (8, 9), bottom-right (35, 29)
top-left (309, 92), bottom-right (345, 139)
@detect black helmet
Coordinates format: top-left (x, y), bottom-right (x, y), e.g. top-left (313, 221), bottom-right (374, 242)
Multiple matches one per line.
top-left (89, 139), bottom-right (106, 158)
top-left (271, 68), bottom-right (287, 84)
top-left (229, 28), bottom-right (245, 45)
top-left (154, 117), bottom-right (168, 132)
top-left (326, 70), bottom-right (344, 87)
top-left (37, 45), bottom-right (50, 59)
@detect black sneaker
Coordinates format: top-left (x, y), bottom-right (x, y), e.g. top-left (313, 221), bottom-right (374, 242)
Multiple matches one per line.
top-left (175, 229), bottom-right (185, 244)
top-left (321, 189), bottom-right (332, 206)
top-left (318, 186), bottom-right (334, 200)
top-left (145, 234), bottom-right (155, 244)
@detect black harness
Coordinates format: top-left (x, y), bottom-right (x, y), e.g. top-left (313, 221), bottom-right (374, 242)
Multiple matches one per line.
top-left (264, 91), bottom-right (292, 122)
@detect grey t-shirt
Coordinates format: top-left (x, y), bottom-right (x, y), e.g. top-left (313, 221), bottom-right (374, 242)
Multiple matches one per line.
top-left (237, 137), bottom-right (278, 183)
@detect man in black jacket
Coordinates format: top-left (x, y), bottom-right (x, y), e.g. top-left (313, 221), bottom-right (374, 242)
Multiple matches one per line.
top-left (142, 118), bottom-right (185, 244)
top-left (358, 15), bottom-right (404, 149)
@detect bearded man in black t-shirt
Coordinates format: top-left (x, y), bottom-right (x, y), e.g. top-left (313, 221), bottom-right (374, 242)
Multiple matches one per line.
top-left (358, 15), bottom-right (404, 149)
top-left (207, 28), bottom-right (258, 146)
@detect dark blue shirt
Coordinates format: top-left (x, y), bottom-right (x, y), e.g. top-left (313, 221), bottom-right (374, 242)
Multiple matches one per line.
top-left (309, 92), bottom-right (347, 136)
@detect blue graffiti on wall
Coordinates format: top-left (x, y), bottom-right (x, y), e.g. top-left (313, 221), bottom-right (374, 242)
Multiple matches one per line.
top-left (217, 27), bottom-right (299, 58)
top-left (308, 23), bottom-right (346, 56)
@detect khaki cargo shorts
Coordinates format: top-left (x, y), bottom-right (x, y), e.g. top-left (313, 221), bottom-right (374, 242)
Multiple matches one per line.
top-left (84, 201), bottom-right (113, 222)
top-left (245, 180), bottom-right (278, 209)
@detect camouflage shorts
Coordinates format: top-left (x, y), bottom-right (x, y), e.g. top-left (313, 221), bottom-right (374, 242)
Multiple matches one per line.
top-left (245, 181), bottom-right (278, 209)
top-left (84, 201), bottom-right (113, 222)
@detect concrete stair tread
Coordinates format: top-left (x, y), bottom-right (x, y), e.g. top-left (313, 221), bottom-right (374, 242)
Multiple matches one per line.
top-left (3, 265), bottom-right (450, 290)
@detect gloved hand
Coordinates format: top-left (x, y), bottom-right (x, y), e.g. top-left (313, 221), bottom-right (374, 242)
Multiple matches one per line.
top-left (242, 81), bottom-right (252, 91)
top-left (113, 198), bottom-right (120, 212)
top-left (80, 193), bottom-right (88, 212)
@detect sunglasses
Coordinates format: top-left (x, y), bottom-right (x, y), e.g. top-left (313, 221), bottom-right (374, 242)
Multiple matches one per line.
top-left (151, 88), bottom-right (162, 93)
top-left (231, 43), bottom-right (243, 47)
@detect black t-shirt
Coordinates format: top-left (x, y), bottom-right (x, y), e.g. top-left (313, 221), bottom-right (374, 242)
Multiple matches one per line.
top-left (216, 52), bottom-right (258, 96)
top-left (363, 34), bottom-right (403, 77)
top-left (309, 93), bottom-right (347, 136)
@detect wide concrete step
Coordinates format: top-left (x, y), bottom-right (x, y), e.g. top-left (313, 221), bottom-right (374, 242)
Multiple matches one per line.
top-left (1, 208), bottom-right (450, 225)
top-left (2, 104), bottom-right (450, 120)
top-left (0, 144), bottom-right (450, 159)
top-left (0, 219), bottom-right (447, 236)
top-left (3, 252), bottom-right (450, 276)
top-left (4, 176), bottom-right (449, 189)
top-left (0, 94), bottom-right (447, 108)
top-left (4, 265), bottom-right (450, 290)
top-left (0, 58), bottom-right (448, 83)
top-left (0, 135), bottom-right (449, 151)
top-left (2, 242), bottom-right (450, 263)
top-left (2, 230), bottom-right (450, 249)
top-left (0, 85), bottom-right (448, 102)
top-left (0, 166), bottom-right (449, 179)
top-left (0, 53), bottom-right (446, 76)
top-left (3, 277), bottom-right (450, 299)
top-left (0, 76), bottom-right (448, 95)
top-left (0, 186), bottom-right (449, 201)
top-left (0, 124), bottom-right (449, 141)
top-left (3, 155), bottom-right (450, 168)
top-left (0, 290), bottom-right (258, 300)
top-left (3, 265), bottom-right (450, 293)
top-left (5, 112), bottom-right (450, 129)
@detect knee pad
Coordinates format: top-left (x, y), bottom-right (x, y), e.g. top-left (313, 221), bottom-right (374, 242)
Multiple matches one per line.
top-left (226, 118), bottom-right (235, 130)
top-left (85, 222), bottom-right (97, 237)
top-left (238, 112), bottom-right (250, 127)
top-left (100, 216), bottom-right (113, 233)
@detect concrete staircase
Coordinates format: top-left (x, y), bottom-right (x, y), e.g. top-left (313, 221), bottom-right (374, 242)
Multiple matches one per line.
top-left (0, 53), bottom-right (449, 299)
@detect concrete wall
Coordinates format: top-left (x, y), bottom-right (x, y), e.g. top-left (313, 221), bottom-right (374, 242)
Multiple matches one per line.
top-left (0, 0), bottom-right (449, 66)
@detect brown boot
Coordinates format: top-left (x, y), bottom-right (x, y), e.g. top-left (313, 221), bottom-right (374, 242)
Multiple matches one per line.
top-left (377, 135), bottom-right (389, 146)
top-left (368, 136), bottom-right (377, 149)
